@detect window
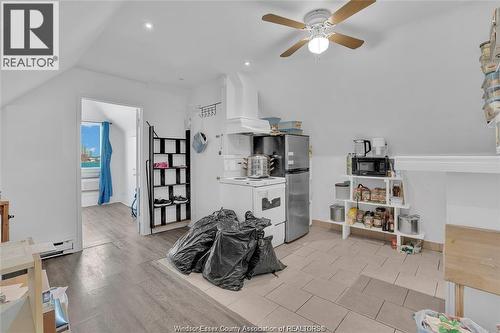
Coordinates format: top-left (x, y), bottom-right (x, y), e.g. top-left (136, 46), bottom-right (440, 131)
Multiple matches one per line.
top-left (81, 123), bottom-right (101, 168)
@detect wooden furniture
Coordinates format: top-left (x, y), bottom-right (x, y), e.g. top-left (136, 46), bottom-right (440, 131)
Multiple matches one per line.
top-left (444, 224), bottom-right (500, 317)
top-left (1, 271), bottom-right (56, 333)
top-left (1, 199), bottom-right (11, 242)
top-left (0, 239), bottom-right (43, 333)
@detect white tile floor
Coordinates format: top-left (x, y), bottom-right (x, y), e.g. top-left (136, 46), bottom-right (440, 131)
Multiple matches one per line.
top-left (157, 224), bottom-right (445, 332)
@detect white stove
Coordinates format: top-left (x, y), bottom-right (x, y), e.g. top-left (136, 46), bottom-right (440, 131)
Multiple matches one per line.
top-left (219, 176), bottom-right (286, 187)
top-left (219, 176), bottom-right (286, 247)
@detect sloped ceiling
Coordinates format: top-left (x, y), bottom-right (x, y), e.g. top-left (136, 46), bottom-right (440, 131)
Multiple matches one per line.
top-left (1, 1), bottom-right (123, 107)
top-left (2, 1), bottom-right (499, 155)
top-left (82, 99), bottom-right (136, 134)
top-left (3, 1), bottom-right (494, 102)
top-left (76, 0), bottom-right (468, 87)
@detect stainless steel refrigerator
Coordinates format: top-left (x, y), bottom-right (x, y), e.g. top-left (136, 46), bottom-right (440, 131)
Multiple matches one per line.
top-left (253, 134), bottom-right (310, 242)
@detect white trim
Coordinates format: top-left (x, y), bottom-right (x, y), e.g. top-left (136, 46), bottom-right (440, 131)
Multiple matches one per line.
top-left (394, 155), bottom-right (500, 174)
top-left (76, 99), bottom-right (83, 252)
top-left (136, 107), bottom-right (146, 235)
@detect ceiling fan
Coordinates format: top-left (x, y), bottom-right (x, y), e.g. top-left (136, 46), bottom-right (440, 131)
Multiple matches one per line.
top-left (262, 0), bottom-right (375, 57)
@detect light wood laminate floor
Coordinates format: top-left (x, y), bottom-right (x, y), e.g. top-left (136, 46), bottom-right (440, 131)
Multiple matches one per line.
top-left (43, 203), bottom-right (249, 333)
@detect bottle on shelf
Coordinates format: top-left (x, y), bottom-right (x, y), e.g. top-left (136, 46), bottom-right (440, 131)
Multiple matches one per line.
top-left (382, 211), bottom-right (389, 231)
top-left (388, 215), bottom-right (395, 232)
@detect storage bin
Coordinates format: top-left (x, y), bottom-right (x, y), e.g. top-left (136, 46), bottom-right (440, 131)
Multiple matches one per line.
top-left (483, 86), bottom-right (500, 100)
top-left (280, 128), bottom-right (303, 135)
top-left (278, 121), bottom-right (302, 129)
top-left (330, 205), bottom-right (345, 222)
top-left (335, 181), bottom-right (350, 200)
top-left (480, 41), bottom-right (490, 58)
top-left (483, 99), bottom-right (500, 122)
top-left (482, 71), bottom-right (500, 88)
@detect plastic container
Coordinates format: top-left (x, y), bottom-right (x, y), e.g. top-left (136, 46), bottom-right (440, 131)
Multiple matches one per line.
top-left (280, 128), bottom-right (303, 135)
top-left (482, 71), bottom-right (500, 88)
top-left (480, 41), bottom-right (490, 57)
top-left (335, 181), bottom-right (350, 200)
top-left (484, 100), bottom-right (500, 122)
top-left (261, 117), bottom-right (281, 126)
top-left (278, 121), bottom-right (302, 129)
top-left (482, 86), bottom-right (500, 100)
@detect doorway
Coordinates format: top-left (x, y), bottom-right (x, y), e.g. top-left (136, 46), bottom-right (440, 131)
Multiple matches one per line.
top-left (78, 98), bottom-right (142, 249)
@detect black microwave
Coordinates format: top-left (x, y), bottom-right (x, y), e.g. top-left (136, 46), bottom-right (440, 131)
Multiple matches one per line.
top-left (352, 157), bottom-right (389, 177)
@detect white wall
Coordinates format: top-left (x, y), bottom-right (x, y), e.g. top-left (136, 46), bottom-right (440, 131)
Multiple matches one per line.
top-left (188, 78), bottom-right (225, 221)
top-left (187, 77), bottom-right (256, 222)
top-left (1, 67), bottom-right (188, 248)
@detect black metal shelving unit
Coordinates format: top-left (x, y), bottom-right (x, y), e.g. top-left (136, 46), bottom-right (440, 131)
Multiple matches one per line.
top-left (147, 125), bottom-right (191, 230)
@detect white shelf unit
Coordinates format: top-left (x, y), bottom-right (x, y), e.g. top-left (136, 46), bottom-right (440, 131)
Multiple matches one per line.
top-left (330, 174), bottom-right (425, 248)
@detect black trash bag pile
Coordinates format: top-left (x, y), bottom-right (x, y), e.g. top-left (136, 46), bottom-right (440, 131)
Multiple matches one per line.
top-left (202, 226), bottom-right (258, 291)
top-left (241, 211), bottom-right (271, 234)
top-left (168, 208), bottom-right (286, 291)
top-left (244, 211), bottom-right (286, 278)
top-left (168, 208), bottom-right (239, 274)
top-left (247, 236), bottom-right (286, 278)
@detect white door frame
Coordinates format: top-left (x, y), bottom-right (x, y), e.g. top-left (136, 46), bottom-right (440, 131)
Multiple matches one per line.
top-left (76, 97), bottom-right (144, 251)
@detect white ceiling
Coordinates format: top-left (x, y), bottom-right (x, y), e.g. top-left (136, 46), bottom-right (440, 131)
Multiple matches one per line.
top-left (2, 1), bottom-right (498, 110)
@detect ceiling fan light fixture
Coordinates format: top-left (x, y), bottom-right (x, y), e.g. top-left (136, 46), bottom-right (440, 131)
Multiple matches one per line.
top-left (308, 36), bottom-right (329, 55)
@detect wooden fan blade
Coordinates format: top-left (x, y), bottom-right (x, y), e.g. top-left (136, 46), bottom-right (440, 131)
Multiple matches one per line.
top-left (329, 32), bottom-right (364, 49)
top-left (262, 14), bottom-right (306, 29)
top-left (280, 38), bottom-right (308, 57)
top-left (328, 0), bottom-right (376, 25)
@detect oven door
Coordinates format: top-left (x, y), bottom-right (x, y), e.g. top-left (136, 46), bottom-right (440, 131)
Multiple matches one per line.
top-left (252, 184), bottom-right (286, 225)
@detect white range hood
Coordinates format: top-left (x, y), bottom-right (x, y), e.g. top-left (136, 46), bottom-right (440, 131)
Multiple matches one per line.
top-left (224, 72), bottom-right (270, 135)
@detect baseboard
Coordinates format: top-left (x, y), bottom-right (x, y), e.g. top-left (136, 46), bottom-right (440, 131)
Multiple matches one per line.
top-left (119, 200), bottom-right (132, 207)
top-left (312, 219), bottom-right (443, 252)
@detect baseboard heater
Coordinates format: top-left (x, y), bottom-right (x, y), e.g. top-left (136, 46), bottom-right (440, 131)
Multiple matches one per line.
top-left (39, 240), bottom-right (75, 259)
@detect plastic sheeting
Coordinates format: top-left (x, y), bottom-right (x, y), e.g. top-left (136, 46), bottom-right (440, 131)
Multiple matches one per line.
top-left (168, 208), bottom-right (286, 290)
top-left (168, 209), bottom-right (239, 274)
top-left (247, 236), bottom-right (286, 277)
top-left (414, 310), bottom-right (488, 333)
top-left (202, 226), bottom-right (258, 291)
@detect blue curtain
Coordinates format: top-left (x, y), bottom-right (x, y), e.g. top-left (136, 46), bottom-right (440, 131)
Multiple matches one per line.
top-left (98, 122), bottom-right (113, 205)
